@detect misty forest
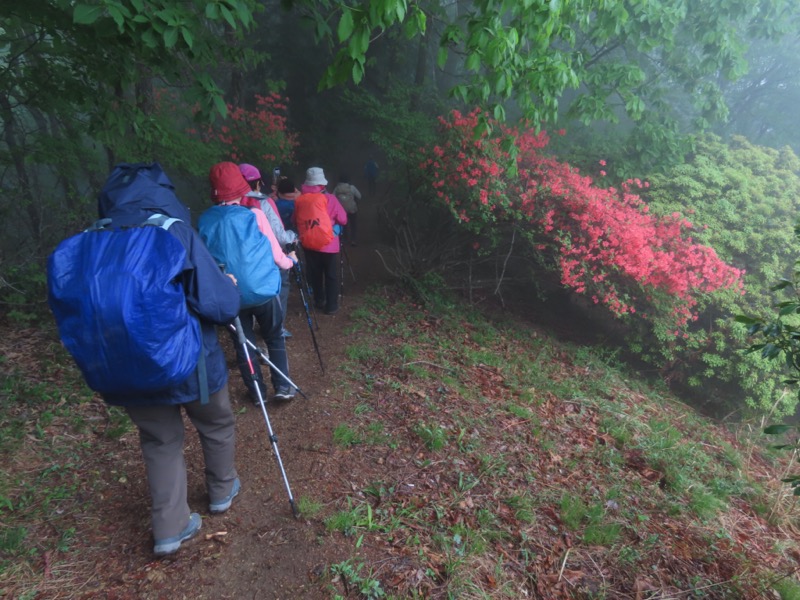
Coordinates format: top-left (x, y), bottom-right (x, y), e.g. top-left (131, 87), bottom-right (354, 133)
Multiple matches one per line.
top-left (5, 1), bottom-right (800, 598)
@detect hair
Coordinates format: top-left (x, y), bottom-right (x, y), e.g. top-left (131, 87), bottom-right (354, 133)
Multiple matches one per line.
top-left (277, 178), bottom-right (296, 195)
top-left (338, 174), bottom-right (350, 184)
top-left (247, 179), bottom-right (261, 192)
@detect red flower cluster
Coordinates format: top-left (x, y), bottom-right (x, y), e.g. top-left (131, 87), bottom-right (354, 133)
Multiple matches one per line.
top-left (157, 90), bottom-right (297, 168)
top-left (202, 93), bottom-right (297, 166)
top-left (418, 109), bottom-right (743, 329)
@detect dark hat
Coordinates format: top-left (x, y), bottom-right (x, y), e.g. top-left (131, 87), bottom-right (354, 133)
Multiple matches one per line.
top-left (277, 178), bottom-right (296, 195)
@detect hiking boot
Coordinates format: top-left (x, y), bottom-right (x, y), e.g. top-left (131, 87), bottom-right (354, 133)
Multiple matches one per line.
top-left (324, 307), bottom-right (339, 315)
top-left (153, 513), bottom-right (201, 557)
top-left (273, 386), bottom-right (296, 402)
top-left (209, 478), bottom-right (241, 514)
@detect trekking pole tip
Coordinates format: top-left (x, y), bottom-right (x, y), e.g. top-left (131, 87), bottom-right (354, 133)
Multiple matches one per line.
top-left (290, 499), bottom-right (300, 519)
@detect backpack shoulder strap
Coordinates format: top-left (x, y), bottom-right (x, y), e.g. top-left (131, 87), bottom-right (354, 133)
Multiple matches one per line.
top-left (86, 218), bottom-right (113, 232)
top-left (144, 213), bottom-right (182, 230)
top-left (143, 212), bottom-right (208, 404)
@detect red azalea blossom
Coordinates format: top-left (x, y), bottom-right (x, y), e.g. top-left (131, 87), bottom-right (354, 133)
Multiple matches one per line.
top-left (158, 91), bottom-right (298, 167)
top-left (416, 108), bottom-right (743, 331)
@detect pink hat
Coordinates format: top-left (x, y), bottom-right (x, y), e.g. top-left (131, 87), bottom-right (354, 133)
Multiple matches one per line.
top-left (238, 163), bottom-right (262, 182)
top-left (209, 162), bottom-right (252, 203)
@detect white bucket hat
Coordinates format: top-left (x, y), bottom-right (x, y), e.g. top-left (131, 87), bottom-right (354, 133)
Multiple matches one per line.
top-left (304, 167), bottom-right (328, 186)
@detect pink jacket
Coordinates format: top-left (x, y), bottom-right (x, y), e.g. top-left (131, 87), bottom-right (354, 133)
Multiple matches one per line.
top-left (250, 206), bottom-right (294, 270)
top-left (299, 184), bottom-right (348, 253)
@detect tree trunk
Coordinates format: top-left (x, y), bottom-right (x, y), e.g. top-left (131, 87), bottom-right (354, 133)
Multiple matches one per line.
top-left (0, 94), bottom-right (41, 249)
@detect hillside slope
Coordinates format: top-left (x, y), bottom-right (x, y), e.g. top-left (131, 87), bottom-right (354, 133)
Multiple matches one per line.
top-left (2, 188), bottom-right (800, 600)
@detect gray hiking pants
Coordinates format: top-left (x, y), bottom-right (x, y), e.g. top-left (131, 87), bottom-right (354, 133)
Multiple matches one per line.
top-left (125, 386), bottom-right (238, 540)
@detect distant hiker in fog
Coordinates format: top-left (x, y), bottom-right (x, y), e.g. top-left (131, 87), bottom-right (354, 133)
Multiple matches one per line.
top-left (333, 174), bottom-right (361, 246)
top-left (294, 167), bottom-right (347, 315)
top-left (364, 159), bottom-right (378, 195)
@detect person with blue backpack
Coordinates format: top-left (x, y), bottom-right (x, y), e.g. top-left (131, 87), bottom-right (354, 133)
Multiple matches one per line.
top-left (238, 163), bottom-right (297, 339)
top-left (274, 177), bottom-right (298, 233)
top-left (47, 163), bottom-right (242, 557)
top-left (199, 162), bottom-right (298, 403)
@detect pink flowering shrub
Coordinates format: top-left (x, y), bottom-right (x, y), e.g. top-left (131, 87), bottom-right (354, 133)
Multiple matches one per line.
top-left (195, 93), bottom-right (297, 167)
top-left (156, 90), bottom-right (298, 171)
top-left (417, 109), bottom-right (743, 329)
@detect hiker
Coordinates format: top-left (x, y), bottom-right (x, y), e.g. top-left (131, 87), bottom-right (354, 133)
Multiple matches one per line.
top-left (239, 163), bottom-right (297, 339)
top-left (49, 163), bottom-right (242, 557)
top-left (294, 167), bottom-right (347, 315)
top-left (199, 162), bottom-right (298, 403)
top-left (275, 177), bottom-right (298, 233)
top-left (333, 174), bottom-right (362, 246)
top-left (364, 158), bottom-right (378, 195)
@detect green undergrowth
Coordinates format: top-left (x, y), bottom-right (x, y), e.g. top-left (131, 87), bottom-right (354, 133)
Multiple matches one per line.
top-left (0, 333), bottom-right (126, 591)
top-left (322, 286), bottom-right (800, 599)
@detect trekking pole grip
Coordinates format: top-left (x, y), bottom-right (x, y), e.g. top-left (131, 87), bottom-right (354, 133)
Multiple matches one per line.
top-left (232, 316), bottom-right (248, 347)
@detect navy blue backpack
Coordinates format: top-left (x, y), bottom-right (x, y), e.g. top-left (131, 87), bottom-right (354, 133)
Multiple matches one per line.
top-left (47, 165), bottom-right (202, 396)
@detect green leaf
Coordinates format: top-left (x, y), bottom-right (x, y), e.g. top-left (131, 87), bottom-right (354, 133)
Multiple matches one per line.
top-left (734, 315), bottom-right (760, 325)
top-left (107, 5), bottom-right (128, 31)
top-left (73, 4), bottom-right (105, 25)
top-left (220, 5), bottom-right (236, 29)
top-left (212, 94), bottom-right (228, 118)
top-left (437, 47), bottom-right (448, 69)
top-left (338, 9), bottom-right (354, 43)
top-left (181, 26), bottom-right (194, 49)
top-left (771, 279), bottom-right (793, 291)
top-left (206, 3), bottom-right (220, 19)
top-left (141, 29), bottom-right (158, 49)
top-left (764, 424), bottom-right (793, 435)
top-left (466, 52), bottom-right (481, 72)
top-left (164, 27), bottom-right (179, 49)
top-left (780, 303), bottom-right (800, 316)
top-left (352, 58), bottom-right (365, 84)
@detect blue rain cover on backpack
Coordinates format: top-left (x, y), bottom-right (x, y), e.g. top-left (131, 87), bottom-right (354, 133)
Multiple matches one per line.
top-left (198, 204), bottom-right (280, 308)
top-left (47, 216), bottom-right (202, 396)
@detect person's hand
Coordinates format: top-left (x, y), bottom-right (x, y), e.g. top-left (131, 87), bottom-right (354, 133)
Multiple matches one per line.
top-left (288, 251), bottom-right (298, 263)
top-left (226, 273), bottom-right (238, 286)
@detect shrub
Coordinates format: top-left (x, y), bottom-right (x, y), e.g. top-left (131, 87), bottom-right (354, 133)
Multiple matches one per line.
top-left (640, 135), bottom-right (800, 416)
top-left (416, 109), bottom-right (741, 327)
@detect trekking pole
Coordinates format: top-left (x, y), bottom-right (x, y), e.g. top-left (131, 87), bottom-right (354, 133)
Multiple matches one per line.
top-left (226, 323), bottom-right (308, 400)
top-left (292, 265), bottom-right (325, 373)
top-left (297, 256), bottom-right (319, 329)
top-left (231, 316), bottom-right (300, 518)
top-left (339, 251), bottom-right (345, 305)
top-left (341, 244), bottom-right (356, 283)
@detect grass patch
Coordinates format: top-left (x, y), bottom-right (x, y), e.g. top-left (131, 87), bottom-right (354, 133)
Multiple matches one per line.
top-left (315, 286), bottom-right (790, 599)
top-left (333, 423), bottom-right (362, 447)
top-left (414, 422), bottom-right (447, 451)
